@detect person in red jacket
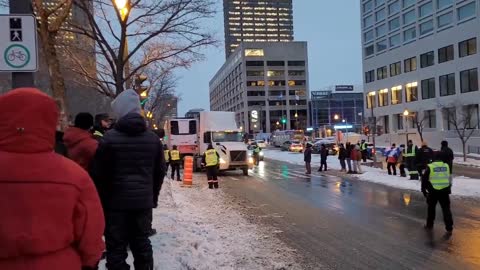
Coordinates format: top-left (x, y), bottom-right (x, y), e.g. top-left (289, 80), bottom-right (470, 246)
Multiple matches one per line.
top-left (0, 88), bottom-right (105, 270)
top-left (64, 112), bottom-right (99, 171)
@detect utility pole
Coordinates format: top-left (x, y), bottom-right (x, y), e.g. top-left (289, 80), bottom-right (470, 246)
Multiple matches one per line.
top-left (370, 105), bottom-right (377, 162)
top-left (9, 0), bottom-right (35, 88)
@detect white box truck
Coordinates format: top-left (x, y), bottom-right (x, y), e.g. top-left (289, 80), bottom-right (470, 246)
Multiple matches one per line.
top-left (164, 118), bottom-right (198, 158)
top-left (194, 111), bottom-right (253, 175)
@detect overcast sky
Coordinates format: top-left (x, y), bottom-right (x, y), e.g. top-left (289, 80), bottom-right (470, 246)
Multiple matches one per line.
top-left (175, 0), bottom-right (363, 115)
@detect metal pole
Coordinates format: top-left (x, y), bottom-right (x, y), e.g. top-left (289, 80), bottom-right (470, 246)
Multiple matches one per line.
top-left (9, 0), bottom-right (35, 88)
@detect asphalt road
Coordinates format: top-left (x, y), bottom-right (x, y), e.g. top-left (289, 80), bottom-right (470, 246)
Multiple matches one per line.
top-left (219, 158), bottom-right (480, 270)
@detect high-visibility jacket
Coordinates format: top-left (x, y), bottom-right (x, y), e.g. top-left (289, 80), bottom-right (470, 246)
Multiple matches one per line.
top-left (93, 130), bottom-right (103, 138)
top-left (360, 142), bottom-right (368, 151)
top-left (428, 162), bottom-right (451, 190)
top-left (205, 149), bottom-right (219, 167)
top-left (403, 146), bottom-right (416, 157)
top-left (253, 146), bottom-right (261, 154)
top-left (170, 150), bottom-right (180, 161)
top-left (164, 150), bottom-right (170, 162)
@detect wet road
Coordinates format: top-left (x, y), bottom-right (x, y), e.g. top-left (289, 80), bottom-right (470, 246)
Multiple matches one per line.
top-left (220, 158), bottom-right (480, 269)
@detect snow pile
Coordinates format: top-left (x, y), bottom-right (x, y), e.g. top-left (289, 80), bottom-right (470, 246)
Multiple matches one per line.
top-left (100, 179), bottom-right (301, 270)
top-left (455, 157), bottom-right (480, 168)
top-left (263, 149), bottom-right (480, 198)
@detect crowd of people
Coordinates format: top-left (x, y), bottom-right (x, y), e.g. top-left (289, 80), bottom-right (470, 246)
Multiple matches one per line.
top-left (0, 88), bottom-right (169, 270)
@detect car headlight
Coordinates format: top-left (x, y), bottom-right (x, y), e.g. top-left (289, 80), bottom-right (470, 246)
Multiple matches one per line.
top-left (249, 157), bottom-right (254, 164)
top-left (259, 152), bottom-right (264, 156)
top-left (220, 158), bottom-right (226, 164)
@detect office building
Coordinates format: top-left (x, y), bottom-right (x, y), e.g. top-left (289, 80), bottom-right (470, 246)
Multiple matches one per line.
top-left (361, 0), bottom-right (480, 150)
top-left (310, 85), bottom-right (364, 133)
top-left (210, 42), bottom-right (309, 133)
top-left (223, 0), bottom-right (294, 58)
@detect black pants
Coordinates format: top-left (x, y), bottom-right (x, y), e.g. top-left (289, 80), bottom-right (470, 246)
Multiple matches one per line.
top-left (417, 165), bottom-right (427, 181)
top-left (426, 191), bottom-right (454, 231)
top-left (105, 209), bottom-right (153, 270)
top-left (305, 162), bottom-right (311, 174)
top-left (361, 150), bottom-right (368, 162)
top-left (165, 162), bottom-right (169, 174)
top-left (319, 160), bottom-right (327, 171)
top-left (387, 162), bottom-right (397, 175)
top-left (399, 164), bottom-right (406, 177)
top-left (171, 162), bottom-right (180, 181)
top-left (206, 166), bottom-right (219, 188)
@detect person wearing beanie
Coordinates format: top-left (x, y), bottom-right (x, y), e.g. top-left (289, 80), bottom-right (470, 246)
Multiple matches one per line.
top-left (64, 112), bottom-right (98, 171)
top-left (90, 89), bottom-right (164, 269)
top-left (0, 88), bottom-right (105, 270)
top-left (440, 140), bottom-right (454, 173)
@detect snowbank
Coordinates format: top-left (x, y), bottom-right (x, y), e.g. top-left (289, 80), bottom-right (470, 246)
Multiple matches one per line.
top-left (100, 179), bottom-right (301, 270)
top-left (455, 157), bottom-right (480, 168)
top-left (263, 149), bottom-right (480, 198)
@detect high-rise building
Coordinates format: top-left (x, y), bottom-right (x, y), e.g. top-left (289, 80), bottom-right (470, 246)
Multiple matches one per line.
top-left (223, 0), bottom-right (294, 58)
top-left (361, 0), bottom-right (480, 151)
top-left (210, 42), bottom-right (309, 133)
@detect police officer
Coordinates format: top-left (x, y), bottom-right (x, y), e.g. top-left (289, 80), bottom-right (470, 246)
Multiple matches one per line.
top-left (202, 144), bottom-right (220, 189)
top-left (422, 153), bottom-right (454, 235)
top-left (416, 141), bottom-right (434, 181)
top-left (360, 139), bottom-right (368, 162)
top-left (252, 142), bottom-right (261, 166)
top-left (403, 140), bottom-right (419, 180)
top-left (169, 145), bottom-right (181, 181)
top-left (164, 144), bottom-right (170, 175)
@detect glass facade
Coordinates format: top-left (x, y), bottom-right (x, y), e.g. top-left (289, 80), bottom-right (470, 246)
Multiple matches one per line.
top-left (310, 91), bottom-right (364, 130)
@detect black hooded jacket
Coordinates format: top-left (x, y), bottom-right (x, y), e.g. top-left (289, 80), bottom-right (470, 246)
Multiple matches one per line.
top-left (90, 113), bottom-right (165, 210)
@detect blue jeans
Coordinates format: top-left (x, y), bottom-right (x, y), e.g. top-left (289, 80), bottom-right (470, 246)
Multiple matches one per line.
top-left (346, 158), bottom-right (352, 171)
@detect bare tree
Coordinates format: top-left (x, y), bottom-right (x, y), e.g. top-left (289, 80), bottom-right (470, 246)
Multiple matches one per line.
top-left (411, 112), bottom-right (427, 143)
top-left (443, 105), bottom-right (479, 161)
top-left (69, 0), bottom-right (216, 97)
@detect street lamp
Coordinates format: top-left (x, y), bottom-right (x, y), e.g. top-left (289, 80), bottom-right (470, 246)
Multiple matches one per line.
top-left (403, 109), bottom-right (411, 144)
top-left (115, 0), bottom-right (131, 89)
top-left (342, 119), bottom-right (349, 142)
top-left (115, 0), bottom-right (130, 20)
top-left (334, 114), bottom-right (340, 120)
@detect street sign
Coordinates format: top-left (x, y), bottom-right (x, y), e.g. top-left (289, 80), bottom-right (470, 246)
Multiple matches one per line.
top-left (0, 15), bottom-right (38, 72)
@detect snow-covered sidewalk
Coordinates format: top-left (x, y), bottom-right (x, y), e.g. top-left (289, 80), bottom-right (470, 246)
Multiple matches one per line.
top-left (263, 149), bottom-right (480, 198)
top-left (100, 178), bottom-right (301, 270)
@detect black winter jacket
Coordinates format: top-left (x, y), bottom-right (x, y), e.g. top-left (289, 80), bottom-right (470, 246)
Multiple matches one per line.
top-left (415, 146), bottom-right (434, 167)
top-left (441, 146), bottom-right (454, 172)
top-left (304, 147), bottom-right (312, 163)
top-left (90, 113), bottom-right (165, 210)
top-left (338, 147), bottom-right (347, 160)
top-left (345, 144), bottom-right (352, 159)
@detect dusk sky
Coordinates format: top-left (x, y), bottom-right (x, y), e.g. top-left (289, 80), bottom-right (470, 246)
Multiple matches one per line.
top-left (175, 0), bottom-right (363, 115)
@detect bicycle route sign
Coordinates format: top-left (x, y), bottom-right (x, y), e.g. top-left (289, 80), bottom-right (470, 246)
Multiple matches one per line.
top-left (0, 15), bottom-right (38, 72)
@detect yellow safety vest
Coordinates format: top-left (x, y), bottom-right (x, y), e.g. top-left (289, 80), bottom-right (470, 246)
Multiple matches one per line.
top-left (164, 150), bottom-right (170, 162)
top-left (170, 150), bottom-right (180, 161)
top-left (404, 146), bottom-right (416, 157)
top-left (205, 149), bottom-right (218, 167)
top-left (360, 142), bottom-right (367, 151)
top-left (93, 130), bottom-right (103, 137)
top-left (428, 162), bottom-right (451, 190)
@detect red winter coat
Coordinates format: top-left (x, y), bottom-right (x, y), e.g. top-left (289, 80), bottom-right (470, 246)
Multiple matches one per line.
top-left (0, 88), bottom-right (105, 270)
top-left (64, 127), bottom-right (98, 171)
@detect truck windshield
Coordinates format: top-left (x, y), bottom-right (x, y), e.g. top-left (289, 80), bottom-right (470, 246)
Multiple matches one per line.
top-left (212, 132), bottom-right (243, 142)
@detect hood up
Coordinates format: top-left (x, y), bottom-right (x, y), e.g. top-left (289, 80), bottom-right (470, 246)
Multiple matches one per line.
top-left (64, 127), bottom-right (94, 149)
top-left (0, 88), bottom-right (58, 153)
top-left (114, 113), bottom-right (147, 135)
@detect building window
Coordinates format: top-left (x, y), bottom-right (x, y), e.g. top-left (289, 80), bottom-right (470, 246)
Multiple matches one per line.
top-left (424, 110), bottom-right (437, 128)
top-left (464, 105), bottom-right (480, 129)
top-left (364, 15), bottom-right (374, 28)
top-left (288, 61), bottom-right (305, 66)
top-left (363, 0), bottom-right (374, 13)
top-left (437, 12), bottom-right (453, 28)
top-left (376, 40), bottom-right (387, 52)
top-left (246, 61), bottom-right (264, 66)
top-left (443, 107), bottom-right (455, 130)
top-left (390, 62), bottom-right (401, 76)
top-left (288, 70), bottom-right (305, 76)
top-left (247, 70), bottom-right (264, 76)
top-left (459, 38), bottom-right (477, 58)
top-left (421, 78), bottom-right (436, 99)
top-left (391, 85), bottom-right (402, 105)
top-left (403, 9), bottom-right (416, 25)
top-left (440, 73), bottom-right (456, 96)
top-left (384, 115), bottom-right (390, 134)
top-left (367, 91), bottom-right (376, 108)
top-left (247, 81), bottom-right (265, 87)
top-left (364, 30), bottom-right (374, 42)
top-left (267, 70), bottom-right (285, 77)
top-left (419, 20), bottom-right (434, 35)
top-left (403, 0), bottom-right (415, 8)
top-left (404, 27), bottom-right (416, 42)
top-left (438, 45), bottom-right (454, 63)
top-left (419, 2), bottom-right (433, 18)
top-left (376, 8), bottom-right (386, 22)
top-left (288, 80), bottom-right (306, 86)
top-left (365, 45), bottom-right (375, 56)
top-left (376, 24), bottom-right (387, 37)
top-left (365, 70), bottom-right (375, 83)
top-left (403, 56), bottom-right (417, 73)
top-left (406, 82), bottom-right (418, 102)
top-left (396, 114), bottom-right (404, 130)
top-left (389, 34), bottom-right (401, 47)
top-left (378, 88), bottom-right (389, 107)
top-left (437, 0), bottom-right (453, 10)
top-left (377, 66), bottom-right (388, 80)
top-left (457, 2), bottom-right (476, 21)
top-left (420, 51), bottom-right (434, 68)
top-left (267, 61), bottom-right (285, 66)
top-left (245, 49), bottom-right (264, 57)
top-left (389, 17), bottom-right (401, 31)
top-left (389, 1), bottom-right (401, 14)
top-left (460, 68), bottom-right (479, 93)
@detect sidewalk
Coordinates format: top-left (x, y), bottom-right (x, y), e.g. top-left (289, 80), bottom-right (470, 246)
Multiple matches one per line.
top-left (263, 149), bottom-right (480, 198)
top-left (99, 177), bottom-right (301, 270)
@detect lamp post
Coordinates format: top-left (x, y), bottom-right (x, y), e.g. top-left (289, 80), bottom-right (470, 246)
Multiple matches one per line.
top-left (342, 119), bottom-right (349, 142)
top-left (403, 109), bottom-right (410, 145)
top-left (115, 0), bottom-right (132, 89)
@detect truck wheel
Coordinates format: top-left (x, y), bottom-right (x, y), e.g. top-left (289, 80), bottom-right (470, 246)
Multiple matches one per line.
top-left (242, 168), bottom-right (249, 176)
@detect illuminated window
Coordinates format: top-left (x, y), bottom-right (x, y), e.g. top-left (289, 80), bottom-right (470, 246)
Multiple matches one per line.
top-left (367, 91), bottom-right (376, 108)
top-left (391, 85), bottom-right (402, 104)
top-left (405, 82), bottom-right (418, 102)
top-left (378, 88), bottom-right (389, 107)
top-left (245, 49), bottom-right (264, 57)
top-left (267, 70), bottom-right (285, 77)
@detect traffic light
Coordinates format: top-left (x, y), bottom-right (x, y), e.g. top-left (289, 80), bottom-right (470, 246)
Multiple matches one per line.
top-left (134, 74), bottom-right (149, 106)
top-left (363, 126), bottom-right (370, 135)
top-left (281, 118), bottom-right (287, 124)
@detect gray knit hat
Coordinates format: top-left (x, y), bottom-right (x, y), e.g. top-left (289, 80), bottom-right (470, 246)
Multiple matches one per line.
top-left (111, 89), bottom-right (142, 119)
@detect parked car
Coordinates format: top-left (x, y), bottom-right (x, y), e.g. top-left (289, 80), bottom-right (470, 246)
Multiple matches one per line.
top-left (281, 140), bottom-right (303, 152)
top-left (312, 142), bottom-right (338, 155)
top-left (256, 140), bottom-right (267, 148)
